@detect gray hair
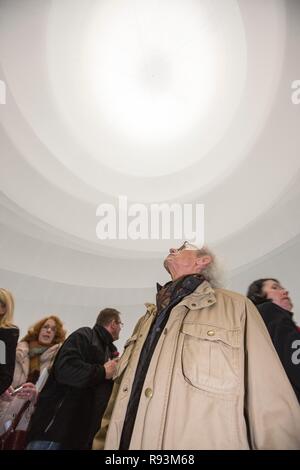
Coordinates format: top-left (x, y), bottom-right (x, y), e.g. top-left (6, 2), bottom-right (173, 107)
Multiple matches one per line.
top-left (196, 246), bottom-right (223, 288)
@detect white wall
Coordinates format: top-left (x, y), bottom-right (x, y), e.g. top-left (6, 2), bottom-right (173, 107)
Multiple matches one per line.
top-left (2, 234), bottom-right (299, 353)
top-left (0, 267), bottom-right (156, 351)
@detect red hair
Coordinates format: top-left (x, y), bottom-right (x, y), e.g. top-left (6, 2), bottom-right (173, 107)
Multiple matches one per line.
top-left (21, 315), bottom-right (66, 345)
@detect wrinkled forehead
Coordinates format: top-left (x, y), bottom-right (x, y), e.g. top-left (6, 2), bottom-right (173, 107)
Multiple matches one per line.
top-left (177, 241), bottom-right (199, 251)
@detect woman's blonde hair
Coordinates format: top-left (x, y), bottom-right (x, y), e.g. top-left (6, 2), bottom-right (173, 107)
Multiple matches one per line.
top-left (21, 315), bottom-right (67, 345)
top-left (0, 288), bottom-right (16, 328)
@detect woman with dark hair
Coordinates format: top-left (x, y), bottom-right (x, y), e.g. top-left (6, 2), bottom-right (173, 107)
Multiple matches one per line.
top-left (247, 278), bottom-right (300, 403)
top-left (0, 315), bottom-right (66, 448)
top-left (0, 288), bottom-right (19, 396)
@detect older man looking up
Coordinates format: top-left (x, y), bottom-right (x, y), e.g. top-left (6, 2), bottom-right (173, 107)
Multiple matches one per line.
top-left (104, 242), bottom-right (300, 450)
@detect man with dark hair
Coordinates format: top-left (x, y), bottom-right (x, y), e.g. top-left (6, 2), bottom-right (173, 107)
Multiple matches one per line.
top-left (26, 308), bottom-right (122, 450)
top-left (247, 278), bottom-right (300, 403)
top-left (96, 308), bottom-right (124, 329)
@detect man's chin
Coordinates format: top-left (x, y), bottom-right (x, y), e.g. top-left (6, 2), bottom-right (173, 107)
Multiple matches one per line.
top-left (163, 259), bottom-right (171, 274)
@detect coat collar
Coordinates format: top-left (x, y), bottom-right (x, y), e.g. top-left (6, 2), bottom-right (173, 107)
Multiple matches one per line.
top-left (94, 323), bottom-right (114, 344)
top-left (146, 280), bottom-right (216, 316)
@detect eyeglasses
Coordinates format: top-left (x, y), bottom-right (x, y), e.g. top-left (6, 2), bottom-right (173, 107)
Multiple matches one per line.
top-left (41, 324), bottom-right (56, 332)
top-left (117, 321), bottom-right (124, 327)
top-left (178, 241), bottom-right (200, 251)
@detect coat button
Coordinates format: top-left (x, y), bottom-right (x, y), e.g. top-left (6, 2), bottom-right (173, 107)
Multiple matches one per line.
top-left (207, 299), bottom-right (213, 304)
top-left (191, 303), bottom-right (197, 307)
top-left (207, 330), bottom-right (215, 336)
top-left (123, 386), bottom-right (128, 392)
top-left (145, 388), bottom-right (153, 398)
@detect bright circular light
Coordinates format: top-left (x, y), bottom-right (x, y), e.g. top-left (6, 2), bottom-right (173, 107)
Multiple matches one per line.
top-left (1, 0), bottom-right (286, 200)
top-left (78, 0), bottom-right (246, 176)
top-left (84, 0), bottom-right (217, 143)
top-left (0, 0), bottom-right (291, 258)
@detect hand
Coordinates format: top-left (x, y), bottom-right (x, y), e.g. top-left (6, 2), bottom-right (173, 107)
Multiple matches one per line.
top-left (0, 386), bottom-right (14, 402)
top-left (16, 382), bottom-right (37, 402)
top-left (104, 359), bottom-right (117, 379)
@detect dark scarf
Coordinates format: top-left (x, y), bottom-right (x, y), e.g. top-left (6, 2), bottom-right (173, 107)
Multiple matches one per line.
top-left (156, 273), bottom-right (205, 313)
top-left (94, 324), bottom-right (118, 360)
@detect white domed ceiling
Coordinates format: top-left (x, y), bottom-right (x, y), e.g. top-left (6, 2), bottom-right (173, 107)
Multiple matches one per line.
top-left (0, 0), bottom-right (300, 295)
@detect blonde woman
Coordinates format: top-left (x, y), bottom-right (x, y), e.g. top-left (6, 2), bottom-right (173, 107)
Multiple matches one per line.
top-left (0, 288), bottom-right (19, 395)
top-left (0, 315), bottom-right (66, 448)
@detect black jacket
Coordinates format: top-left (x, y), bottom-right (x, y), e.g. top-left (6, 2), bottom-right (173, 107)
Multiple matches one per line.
top-left (257, 302), bottom-right (300, 404)
top-left (0, 327), bottom-right (19, 395)
top-left (27, 324), bottom-right (117, 449)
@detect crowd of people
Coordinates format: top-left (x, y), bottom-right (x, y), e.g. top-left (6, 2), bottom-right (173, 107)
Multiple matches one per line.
top-left (0, 242), bottom-right (300, 450)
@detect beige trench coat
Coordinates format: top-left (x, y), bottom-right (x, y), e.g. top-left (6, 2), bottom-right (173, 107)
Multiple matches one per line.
top-left (103, 282), bottom-right (300, 450)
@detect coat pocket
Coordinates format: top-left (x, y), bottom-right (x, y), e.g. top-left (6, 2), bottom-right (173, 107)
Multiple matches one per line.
top-left (181, 323), bottom-right (241, 394)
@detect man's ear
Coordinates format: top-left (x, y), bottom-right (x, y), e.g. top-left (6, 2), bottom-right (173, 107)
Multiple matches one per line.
top-left (108, 320), bottom-right (116, 332)
top-left (196, 255), bottom-right (212, 270)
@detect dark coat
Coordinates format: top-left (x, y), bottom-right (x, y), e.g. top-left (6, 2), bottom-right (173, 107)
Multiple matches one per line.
top-left (27, 324), bottom-right (117, 449)
top-left (0, 327), bottom-right (19, 395)
top-left (257, 302), bottom-right (300, 403)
